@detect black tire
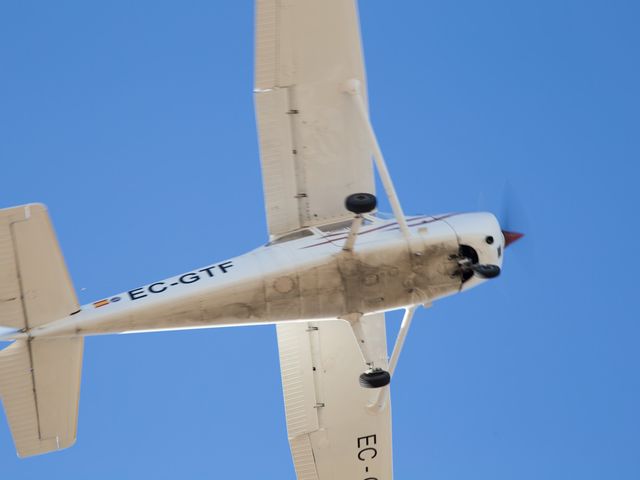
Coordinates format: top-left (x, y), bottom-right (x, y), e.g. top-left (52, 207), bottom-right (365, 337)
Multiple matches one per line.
top-left (345, 193), bottom-right (377, 214)
top-left (359, 369), bottom-right (391, 388)
top-left (472, 264), bottom-right (501, 279)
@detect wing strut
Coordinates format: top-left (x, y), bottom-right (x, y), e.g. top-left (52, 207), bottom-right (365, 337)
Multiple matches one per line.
top-left (368, 306), bottom-right (418, 412)
top-left (344, 79), bottom-right (412, 240)
top-left (388, 305), bottom-right (418, 376)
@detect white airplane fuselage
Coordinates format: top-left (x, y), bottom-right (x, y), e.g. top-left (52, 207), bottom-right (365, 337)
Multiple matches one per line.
top-left (29, 212), bottom-right (504, 339)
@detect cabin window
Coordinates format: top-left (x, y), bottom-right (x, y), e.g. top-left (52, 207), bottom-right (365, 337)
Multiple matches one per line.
top-left (317, 218), bottom-right (372, 233)
top-left (269, 229), bottom-right (314, 245)
top-left (374, 211), bottom-right (395, 220)
top-left (317, 220), bottom-right (353, 232)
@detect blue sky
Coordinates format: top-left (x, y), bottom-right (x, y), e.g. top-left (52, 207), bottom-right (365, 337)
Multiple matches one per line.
top-left (1, 1), bottom-right (639, 478)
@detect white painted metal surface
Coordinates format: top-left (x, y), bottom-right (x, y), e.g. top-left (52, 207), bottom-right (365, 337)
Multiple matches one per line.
top-left (0, 204), bottom-right (83, 458)
top-left (0, 205), bottom-right (505, 468)
top-left (255, 0), bottom-right (374, 237)
top-left (0, 337), bottom-right (83, 458)
top-left (277, 316), bottom-right (392, 480)
top-left (0, 1), bottom-right (516, 476)
top-left (24, 214), bottom-right (497, 340)
top-left (0, 204), bottom-right (79, 329)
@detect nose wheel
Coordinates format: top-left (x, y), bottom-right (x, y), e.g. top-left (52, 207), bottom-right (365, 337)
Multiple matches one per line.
top-left (471, 264), bottom-right (501, 278)
top-left (453, 246), bottom-right (501, 280)
top-left (455, 260), bottom-right (501, 280)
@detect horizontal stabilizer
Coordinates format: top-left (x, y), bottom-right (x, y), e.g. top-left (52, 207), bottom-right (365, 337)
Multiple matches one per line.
top-left (0, 203), bottom-right (83, 457)
top-left (0, 203), bottom-right (79, 330)
top-left (0, 337), bottom-right (84, 457)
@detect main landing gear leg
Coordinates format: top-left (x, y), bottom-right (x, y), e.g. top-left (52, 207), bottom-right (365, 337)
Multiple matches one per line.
top-left (343, 193), bottom-right (377, 252)
top-left (345, 313), bottom-right (391, 389)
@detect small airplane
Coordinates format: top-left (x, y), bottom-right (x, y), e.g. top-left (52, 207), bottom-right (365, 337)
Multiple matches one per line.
top-left (0, 0), bottom-right (522, 477)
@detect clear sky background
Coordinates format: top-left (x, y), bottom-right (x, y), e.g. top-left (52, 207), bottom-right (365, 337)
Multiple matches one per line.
top-left (1, 1), bottom-right (639, 479)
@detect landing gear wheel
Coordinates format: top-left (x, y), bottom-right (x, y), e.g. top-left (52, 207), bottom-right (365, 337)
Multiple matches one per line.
top-left (359, 368), bottom-right (391, 388)
top-left (471, 264), bottom-right (501, 279)
top-left (345, 193), bottom-right (377, 214)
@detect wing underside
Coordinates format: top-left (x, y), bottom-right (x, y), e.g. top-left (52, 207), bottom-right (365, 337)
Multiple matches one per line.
top-left (254, 0), bottom-right (374, 237)
top-left (276, 315), bottom-right (392, 480)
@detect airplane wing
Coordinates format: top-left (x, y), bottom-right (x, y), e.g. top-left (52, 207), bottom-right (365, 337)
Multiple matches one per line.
top-left (254, 0), bottom-right (374, 237)
top-left (254, 1), bottom-right (393, 478)
top-left (276, 317), bottom-right (392, 480)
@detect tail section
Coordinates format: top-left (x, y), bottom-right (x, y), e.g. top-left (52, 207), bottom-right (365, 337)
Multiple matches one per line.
top-left (0, 203), bottom-right (78, 329)
top-left (0, 204), bottom-right (83, 457)
top-left (0, 337), bottom-right (83, 457)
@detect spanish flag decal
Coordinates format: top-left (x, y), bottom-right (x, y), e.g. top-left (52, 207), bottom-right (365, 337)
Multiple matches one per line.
top-left (93, 299), bottom-right (109, 308)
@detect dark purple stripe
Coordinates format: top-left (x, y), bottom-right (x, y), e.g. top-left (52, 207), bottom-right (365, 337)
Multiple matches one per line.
top-left (301, 213), bottom-right (458, 249)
